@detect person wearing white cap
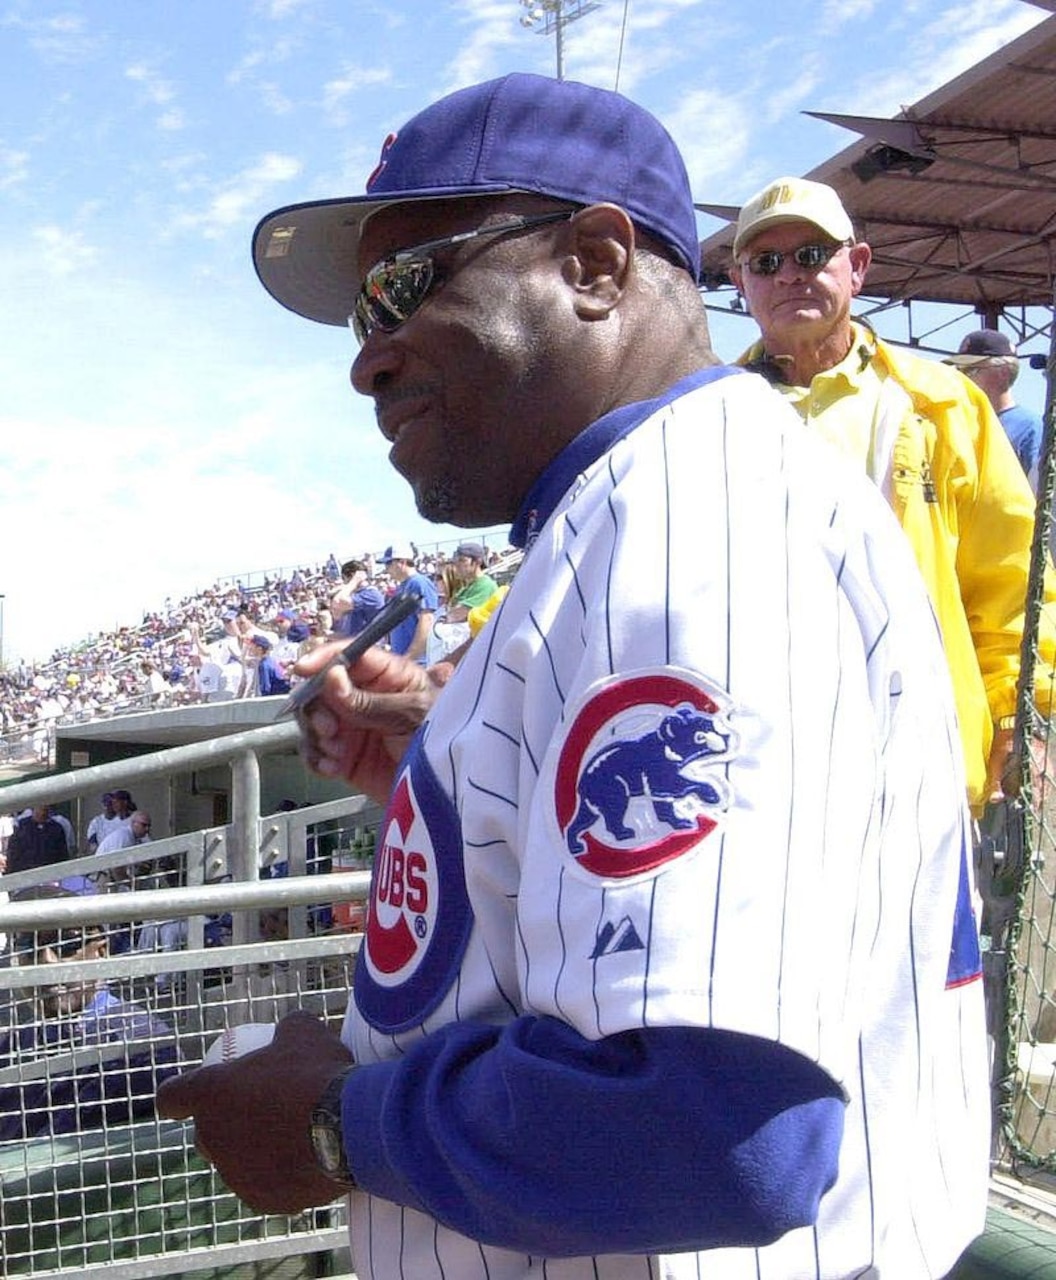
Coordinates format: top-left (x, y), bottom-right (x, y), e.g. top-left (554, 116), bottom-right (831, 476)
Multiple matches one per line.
top-left (944, 329), bottom-right (1042, 483)
top-left (378, 543), bottom-right (438, 662)
top-left (730, 175), bottom-right (1055, 815)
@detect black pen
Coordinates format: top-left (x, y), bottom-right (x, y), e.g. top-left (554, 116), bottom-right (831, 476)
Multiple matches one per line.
top-left (275, 588), bottom-right (422, 719)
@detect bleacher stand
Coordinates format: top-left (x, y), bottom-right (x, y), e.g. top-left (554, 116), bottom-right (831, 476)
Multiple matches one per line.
top-left (0, 544), bottom-right (518, 768)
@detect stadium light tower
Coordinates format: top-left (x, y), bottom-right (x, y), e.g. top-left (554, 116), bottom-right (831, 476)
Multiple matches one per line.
top-left (519, 0), bottom-right (600, 81)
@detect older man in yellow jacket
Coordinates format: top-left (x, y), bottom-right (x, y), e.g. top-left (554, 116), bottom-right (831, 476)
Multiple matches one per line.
top-left (730, 176), bottom-right (1054, 813)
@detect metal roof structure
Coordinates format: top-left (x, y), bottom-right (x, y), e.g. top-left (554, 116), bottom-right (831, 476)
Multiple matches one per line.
top-left (696, 9), bottom-right (1056, 347)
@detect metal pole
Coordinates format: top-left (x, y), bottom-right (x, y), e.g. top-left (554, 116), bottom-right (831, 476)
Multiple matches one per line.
top-left (555, 0), bottom-right (564, 79)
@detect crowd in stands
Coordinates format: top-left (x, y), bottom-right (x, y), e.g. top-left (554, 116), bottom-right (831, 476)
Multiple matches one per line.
top-left (0, 543), bottom-right (514, 763)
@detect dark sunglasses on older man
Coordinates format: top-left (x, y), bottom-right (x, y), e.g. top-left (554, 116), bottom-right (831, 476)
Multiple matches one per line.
top-left (741, 242), bottom-right (848, 277)
top-left (350, 210), bottom-right (574, 345)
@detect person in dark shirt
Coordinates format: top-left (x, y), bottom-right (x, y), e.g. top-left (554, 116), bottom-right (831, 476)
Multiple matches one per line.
top-left (6, 806), bottom-right (69, 875)
top-left (0, 888), bottom-right (181, 1141)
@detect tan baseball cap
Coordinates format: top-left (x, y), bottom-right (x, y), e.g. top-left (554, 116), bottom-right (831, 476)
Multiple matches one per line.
top-left (733, 177), bottom-right (855, 257)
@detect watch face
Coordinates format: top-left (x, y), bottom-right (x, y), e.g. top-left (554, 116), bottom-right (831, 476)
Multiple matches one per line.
top-left (310, 1069), bottom-right (355, 1186)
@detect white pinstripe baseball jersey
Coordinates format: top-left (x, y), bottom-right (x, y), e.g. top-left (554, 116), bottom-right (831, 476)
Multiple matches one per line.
top-left (339, 369), bottom-right (989, 1279)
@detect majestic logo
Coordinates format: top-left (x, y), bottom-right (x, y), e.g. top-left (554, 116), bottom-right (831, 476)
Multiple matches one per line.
top-left (556, 672), bottom-right (734, 879)
top-left (355, 732), bottom-right (472, 1034)
top-left (591, 916), bottom-right (645, 959)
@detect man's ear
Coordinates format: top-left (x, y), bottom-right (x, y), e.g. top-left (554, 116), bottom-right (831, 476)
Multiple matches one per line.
top-left (848, 241), bottom-right (872, 298)
top-left (563, 203), bottom-right (635, 318)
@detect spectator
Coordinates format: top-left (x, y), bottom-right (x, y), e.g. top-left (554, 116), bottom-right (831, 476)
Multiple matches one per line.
top-left (944, 329), bottom-right (1043, 484)
top-left (330, 559), bottom-right (386, 638)
top-left (46, 808), bottom-right (77, 856)
top-left (0, 846), bottom-right (7, 952)
top-left (729, 175), bottom-right (1056, 811)
top-left (249, 635), bottom-right (292, 697)
top-left (377, 544), bottom-right (438, 662)
top-left (96, 808), bottom-right (151, 858)
top-left (141, 659), bottom-right (171, 705)
top-left (7, 805), bottom-right (69, 875)
top-left (0, 887), bottom-right (181, 1141)
top-left (86, 792), bottom-right (122, 853)
top-left (110, 789), bottom-right (136, 831)
top-left (443, 541), bottom-right (498, 623)
top-left (271, 610), bottom-right (302, 668)
top-left (191, 612), bottom-right (247, 699)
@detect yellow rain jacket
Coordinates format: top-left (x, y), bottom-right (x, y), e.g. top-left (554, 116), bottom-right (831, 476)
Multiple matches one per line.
top-left (740, 325), bottom-right (1055, 811)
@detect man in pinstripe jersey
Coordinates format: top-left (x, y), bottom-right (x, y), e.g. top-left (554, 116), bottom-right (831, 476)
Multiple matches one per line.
top-left (160, 73), bottom-right (990, 1279)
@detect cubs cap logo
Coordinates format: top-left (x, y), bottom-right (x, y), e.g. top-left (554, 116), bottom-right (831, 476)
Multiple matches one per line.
top-left (354, 730), bottom-right (472, 1034)
top-left (556, 670), bottom-right (735, 879)
top-left (366, 131), bottom-right (398, 191)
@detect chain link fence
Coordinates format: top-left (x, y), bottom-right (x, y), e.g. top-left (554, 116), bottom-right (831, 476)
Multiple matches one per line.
top-left (0, 789), bottom-right (379, 1278)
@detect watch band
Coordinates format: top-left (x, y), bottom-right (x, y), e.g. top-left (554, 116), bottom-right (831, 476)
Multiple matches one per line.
top-left (309, 1067), bottom-right (357, 1188)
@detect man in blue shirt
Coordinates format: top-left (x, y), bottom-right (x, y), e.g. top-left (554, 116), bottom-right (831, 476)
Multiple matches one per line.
top-left (331, 559), bottom-right (386, 638)
top-left (945, 329), bottom-right (1043, 485)
top-left (378, 544), bottom-right (437, 663)
top-left (250, 635), bottom-right (292, 697)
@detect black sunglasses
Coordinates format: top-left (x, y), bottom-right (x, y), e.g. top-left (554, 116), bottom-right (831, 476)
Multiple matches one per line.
top-left (350, 210), bottom-right (575, 346)
top-left (741, 242), bottom-right (848, 277)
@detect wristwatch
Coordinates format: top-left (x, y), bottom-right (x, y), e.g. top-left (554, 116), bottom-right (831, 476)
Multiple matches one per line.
top-left (309, 1068), bottom-right (357, 1188)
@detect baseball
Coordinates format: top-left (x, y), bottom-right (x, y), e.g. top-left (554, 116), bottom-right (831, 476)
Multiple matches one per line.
top-left (202, 1022), bottom-right (276, 1067)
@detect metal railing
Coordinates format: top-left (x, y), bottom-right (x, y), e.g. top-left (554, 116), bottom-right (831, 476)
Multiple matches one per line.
top-left (0, 726), bottom-right (379, 1278)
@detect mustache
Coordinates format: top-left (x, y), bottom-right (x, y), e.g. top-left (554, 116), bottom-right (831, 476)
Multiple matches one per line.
top-left (372, 382), bottom-right (440, 415)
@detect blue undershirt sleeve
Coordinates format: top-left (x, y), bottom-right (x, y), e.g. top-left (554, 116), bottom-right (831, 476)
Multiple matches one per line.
top-left (342, 1016), bottom-right (845, 1257)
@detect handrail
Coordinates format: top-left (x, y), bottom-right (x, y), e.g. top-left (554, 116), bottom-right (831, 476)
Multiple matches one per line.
top-left (0, 870), bottom-right (371, 932)
top-left (0, 719), bottom-right (302, 809)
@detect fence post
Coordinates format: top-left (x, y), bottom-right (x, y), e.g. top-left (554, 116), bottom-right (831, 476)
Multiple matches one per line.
top-left (230, 748), bottom-right (261, 951)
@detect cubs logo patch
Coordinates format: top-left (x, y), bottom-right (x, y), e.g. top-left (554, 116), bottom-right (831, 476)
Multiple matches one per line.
top-left (556, 671), bottom-right (735, 879)
top-left (366, 131), bottom-right (398, 191)
top-left (354, 731), bottom-right (472, 1034)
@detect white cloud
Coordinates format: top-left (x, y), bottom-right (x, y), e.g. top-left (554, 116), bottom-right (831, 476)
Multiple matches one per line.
top-left (12, 11), bottom-right (98, 64)
top-left (0, 146), bottom-right (29, 190)
top-left (228, 36), bottom-right (297, 85)
top-left (322, 65), bottom-right (393, 124)
top-left (260, 82), bottom-right (295, 115)
top-left (173, 152), bottom-right (303, 237)
top-left (443, 0), bottom-right (525, 93)
top-left (663, 88), bottom-right (753, 194)
top-left (31, 225), bottom-right (98, 275)
top-left (126, 62), bottom-right (177, 107)
top-left (840, 2), bottom-right (1045, 118)
top-left (265, 0), bottom-right (315, 17)
top-left (821, 0), bottom-right (878, 23)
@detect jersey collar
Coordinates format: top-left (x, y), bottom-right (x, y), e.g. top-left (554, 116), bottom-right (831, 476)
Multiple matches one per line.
top-left (510, 365), bottom-right (745, 549)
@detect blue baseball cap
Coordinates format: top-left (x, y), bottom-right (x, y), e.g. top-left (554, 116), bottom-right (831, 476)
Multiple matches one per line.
top-left (252, 72), bottom-right (701, 327)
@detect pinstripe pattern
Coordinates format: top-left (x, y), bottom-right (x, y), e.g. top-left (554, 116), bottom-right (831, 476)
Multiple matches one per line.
top-left (345, 374), bottom-right (988, 1278)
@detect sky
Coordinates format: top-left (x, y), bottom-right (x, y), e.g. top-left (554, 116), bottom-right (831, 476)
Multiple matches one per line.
top-left (0, 0), bottom-right (1050, 664)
